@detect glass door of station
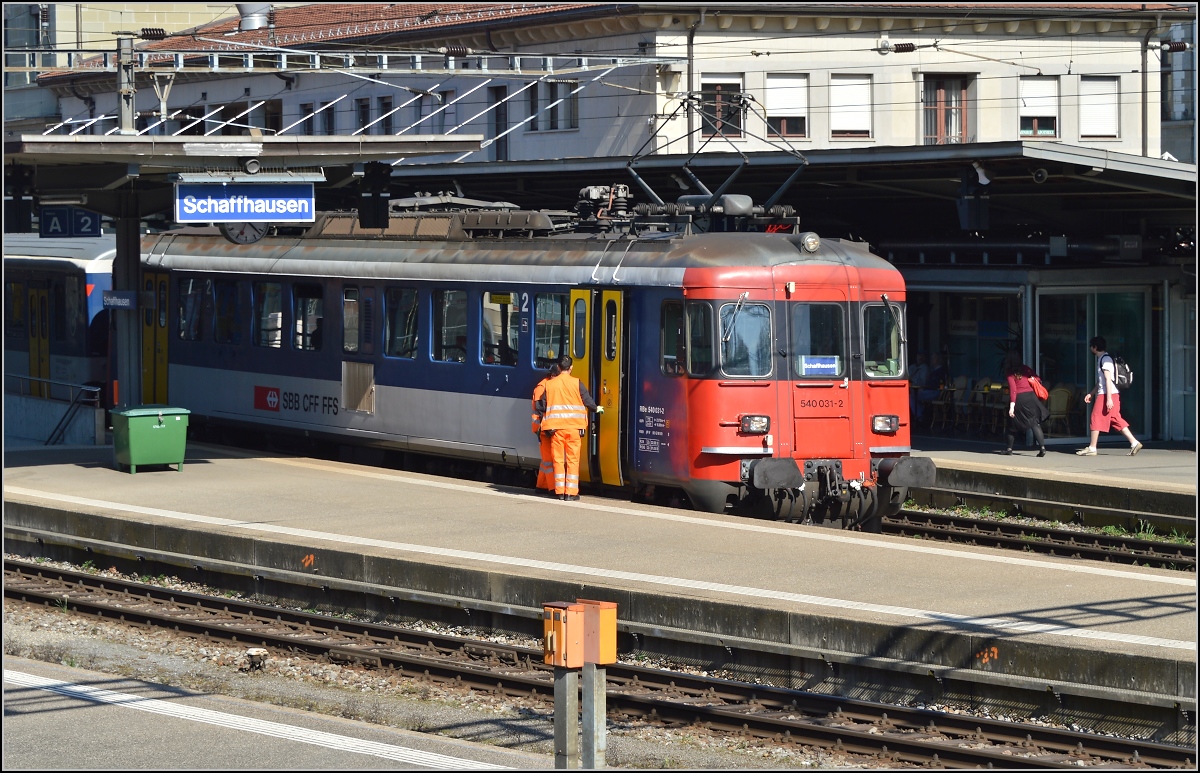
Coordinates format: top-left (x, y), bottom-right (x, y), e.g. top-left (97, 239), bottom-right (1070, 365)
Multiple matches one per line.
top-left (1037, 289), bottom-right (1149, 437)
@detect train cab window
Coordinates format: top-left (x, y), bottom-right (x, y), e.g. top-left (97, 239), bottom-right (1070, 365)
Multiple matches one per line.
top-left (863, 303), bottom-right (905, 377)
top-left (293, 284), bottom-right (324, 351)
top-left (534, 293), bottom-right (568, 368)
top-left (384, 287), bottom-right (419, 358)
top-left (719, 299), bottom-right (772, 377)
top-left (660, 301), bottom-right (685, 376)
top-left (213, 281), bottom-right (242, 345)
top-left (433, 289), bottom-right (468, 363)
top-left (343, 287), bottom-right (359, 353)
top-left (571, 298), bottom-right (587, 359)
top-left (481, 291), bottom-right (519, 366)
top-left (789, 304), bottom-right (845, 378)
top-left (178, 278), bottom-right (206, 341)
top-left (686, 302), bottom-right (714, 376)
top-left (253, 282), bottom-right (283, 348)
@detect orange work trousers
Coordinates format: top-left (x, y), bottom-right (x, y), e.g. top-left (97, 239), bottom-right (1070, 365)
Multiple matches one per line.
top-left (550, 428), bottom-right (582, 496)
top-left (537, 431), bottom-right (555, 490)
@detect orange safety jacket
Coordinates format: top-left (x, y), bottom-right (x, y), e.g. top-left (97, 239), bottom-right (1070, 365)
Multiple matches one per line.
top-left (531, 376), bottom-right (551, 434)
top-left (537, 372), bottom-right (597, 431)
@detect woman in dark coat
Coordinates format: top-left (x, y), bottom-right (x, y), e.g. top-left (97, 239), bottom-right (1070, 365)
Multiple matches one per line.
top-left (1002, 350), bottom-right (1049, 456)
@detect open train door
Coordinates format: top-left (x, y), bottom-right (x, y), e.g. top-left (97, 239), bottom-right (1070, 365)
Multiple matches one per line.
top-left (142, 271), bottom-right (169, 404)
top-left (568, 288), bottom-right (626, 487)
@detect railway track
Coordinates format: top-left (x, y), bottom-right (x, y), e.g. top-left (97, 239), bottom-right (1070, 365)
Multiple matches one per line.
top-left (884, 510), bottom-right (1196, 571)
top-left (6, 559), bottom-right (1194, 769)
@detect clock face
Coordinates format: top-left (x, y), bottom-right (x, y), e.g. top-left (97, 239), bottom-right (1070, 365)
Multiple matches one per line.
top-left (219, 222), bottom-right (270, 244)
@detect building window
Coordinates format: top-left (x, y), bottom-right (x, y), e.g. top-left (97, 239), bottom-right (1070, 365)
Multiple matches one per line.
top-left (321, 101), bottom-right (336, 135)
top-left (356, 98), bottom-right (371, 133)
top-left (293, 284), bottom-right (323, 351)
top-left (299, 103), bottom-right (314, 135)
top-left (700, 76), bottom-right (744, 137)
top-left (434, 90), bottom-right (455, 133)
top-left (547, 81), bottom-right (579, 129)
top-left (1079, 76), bottom-right (1119, 138)
top-left (527, 82), bottom-right (539, 132)
top-left (482, 291), bottom-right (519, 365)
top-left (765, 74), bottom-right (808, 138)
top-left (923, 76), bottom-right (969, 144)
top-left (830, 74), bottom-right (872, 138)
top-left (1019, 76), bottom-right (1058, 137)
top-left (378, 96), bottom-right (393, 134)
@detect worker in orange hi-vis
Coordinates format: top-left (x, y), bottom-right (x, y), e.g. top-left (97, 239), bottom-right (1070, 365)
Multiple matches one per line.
top-left (535, 355), bottom-right (602, 501)
top-left (531, 362), bottom-right (560, 494)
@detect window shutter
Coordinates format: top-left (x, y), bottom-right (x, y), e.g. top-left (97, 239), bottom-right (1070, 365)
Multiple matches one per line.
top-left (1019, 76), bottom-right (1058, 117)
top-left (830, 75), bottom-right (871, 133)
top-left (1079, 77), bottom-right (1118, 137)
top-left (766, 74), bottom-right (808, 117)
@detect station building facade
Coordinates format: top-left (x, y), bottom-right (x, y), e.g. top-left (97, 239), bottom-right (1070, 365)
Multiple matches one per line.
top-left (25, 2), bottom-right (1199, 444)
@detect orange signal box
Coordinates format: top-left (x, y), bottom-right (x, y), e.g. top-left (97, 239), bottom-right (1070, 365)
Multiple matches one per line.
top-left (543, 602), bottom-right (584, 668)
top-left (577, 598), bottom-right (617, 665)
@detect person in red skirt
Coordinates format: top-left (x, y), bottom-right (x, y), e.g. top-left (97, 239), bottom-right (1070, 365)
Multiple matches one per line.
top-left (1077, 336), bottom-right (1143, 457)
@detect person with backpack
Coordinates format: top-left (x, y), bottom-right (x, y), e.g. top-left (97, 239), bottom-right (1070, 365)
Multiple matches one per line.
top-left (1077, 336), bottom-right (1142, 456)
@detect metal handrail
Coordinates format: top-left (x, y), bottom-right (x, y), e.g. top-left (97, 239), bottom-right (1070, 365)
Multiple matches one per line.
top-left (4, 375), bottom-right (102, 445)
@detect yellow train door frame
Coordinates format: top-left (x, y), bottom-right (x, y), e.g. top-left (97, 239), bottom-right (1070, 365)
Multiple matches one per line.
top-left (568, 288), bottom-right (625, 487)
top-left (142, 271), bottom-right (169, 404)
top-left (27, 287), bottom-right (49, 397)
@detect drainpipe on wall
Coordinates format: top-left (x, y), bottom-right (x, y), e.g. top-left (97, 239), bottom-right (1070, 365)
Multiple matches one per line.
top-left (1142, 14), bottom-right (1162, 157)
top-left (687, 10), bottom-right (704, 155)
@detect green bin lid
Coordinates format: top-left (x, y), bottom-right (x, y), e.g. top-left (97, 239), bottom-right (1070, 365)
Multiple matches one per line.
top-left (112, 405), bottom-right (191, 417)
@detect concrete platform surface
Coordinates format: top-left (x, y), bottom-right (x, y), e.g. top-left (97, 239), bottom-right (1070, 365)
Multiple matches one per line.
top-left (4, 442), bottom-right (1194, 706)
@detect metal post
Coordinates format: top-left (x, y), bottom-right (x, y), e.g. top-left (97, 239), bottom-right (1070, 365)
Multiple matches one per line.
top-left (112, 212), bottom-right (142, 408)
top-left (581, 662), bottom-right (606, 768)
top-left (553, 667), bottom-right (580, 769)
top-left (117, 36), bottom-right (137, 135)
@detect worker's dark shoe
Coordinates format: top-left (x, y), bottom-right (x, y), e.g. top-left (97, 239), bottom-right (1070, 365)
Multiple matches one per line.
top-left (567, 495), bottom-right (580, 501)
top-left (559, 494), bottom-right (569, 501)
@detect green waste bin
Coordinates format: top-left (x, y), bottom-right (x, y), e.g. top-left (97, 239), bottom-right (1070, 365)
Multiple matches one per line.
top-left (112, 405), bottom-right (190, 474)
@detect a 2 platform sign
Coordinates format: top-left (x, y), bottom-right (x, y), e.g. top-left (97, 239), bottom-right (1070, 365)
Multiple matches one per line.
top-left (39, 205), bottom-right (101, 238)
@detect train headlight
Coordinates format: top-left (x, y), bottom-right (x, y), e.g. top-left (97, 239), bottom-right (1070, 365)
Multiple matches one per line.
top-left (872, 415), bottom-right (899, 433)
top-left (800, 232), bottom-right (821, 252)
top-left (740, 415), bottom-right (771, 434)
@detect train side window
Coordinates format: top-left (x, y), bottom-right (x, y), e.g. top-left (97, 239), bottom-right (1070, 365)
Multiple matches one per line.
top-left (52, 281), bottom-right (66, 342)
top-left (604, 299), bottom-right (618, 361)
top-left (686, 302), bottom-right (714, 376)
top-left (534, 293), bottom-right (567, 368)
top-left (384, 287), bottom-right (419, 358)
top-left (65, 276), bottom-right (84, 344)
top-left (863, 303), bottom-right (905, 377)
top-left (252, 282), bottom-right (283, 348)
top-left (789, 303), bottom-right (845, 378)
top-left (293, 284), bottom-right (324, 351)
top-left (481, 291), bottom-right (519, 366)
top-left (571, 297), bottom-right (587, 359)
top-left (213, 281), bottom-right (242, 345)
top-left (343, 286), bottom-right (359, 353)
top-left (660, 301), bottom-right (685, 376)
top-left (433, 289), bottom-right (468, 363)
top-left (178, 278), bottom-right (205, 341)
top-left (719, 301), bottom-right (772, 377)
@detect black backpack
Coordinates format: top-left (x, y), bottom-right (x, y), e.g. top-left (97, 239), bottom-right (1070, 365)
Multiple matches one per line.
top-left (1104, 354), bottom-right (1133, 389)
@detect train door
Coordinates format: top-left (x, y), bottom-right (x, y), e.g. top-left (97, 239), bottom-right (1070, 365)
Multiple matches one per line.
top-left (142, 271), bottom-right (169, 404)
top-left (340, 284), bottom-right (376, 414)
top-left (785, 289), bottom-right (854, 460)
top-left (568, 288), bottom-right (627, 486)
top-left (27, 286), bottom-right (49, 397)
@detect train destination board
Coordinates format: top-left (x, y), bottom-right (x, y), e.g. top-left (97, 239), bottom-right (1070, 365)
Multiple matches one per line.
top-left (174, 183), bottom-right (315, 224)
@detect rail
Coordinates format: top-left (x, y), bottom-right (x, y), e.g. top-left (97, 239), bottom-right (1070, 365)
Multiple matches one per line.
top-left (3, 375), bottom-right (101, 445)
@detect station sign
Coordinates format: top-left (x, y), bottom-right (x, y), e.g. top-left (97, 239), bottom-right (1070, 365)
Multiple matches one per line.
top-left (39, 205), bottom-right (102, 238)
top-left (174, 183), bottom-right (315, 224)
top-left (102, 291), bottom-right (138, 309)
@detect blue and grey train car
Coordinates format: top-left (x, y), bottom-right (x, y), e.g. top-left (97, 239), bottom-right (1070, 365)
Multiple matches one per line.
top-left (3, 234), bottom-right (113, 401)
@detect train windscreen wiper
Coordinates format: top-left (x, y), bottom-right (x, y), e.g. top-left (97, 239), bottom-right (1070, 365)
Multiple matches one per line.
top-left (881, 293), bottom-right (907, 346)
top-left (722, 291), bottom-right (749, 343)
